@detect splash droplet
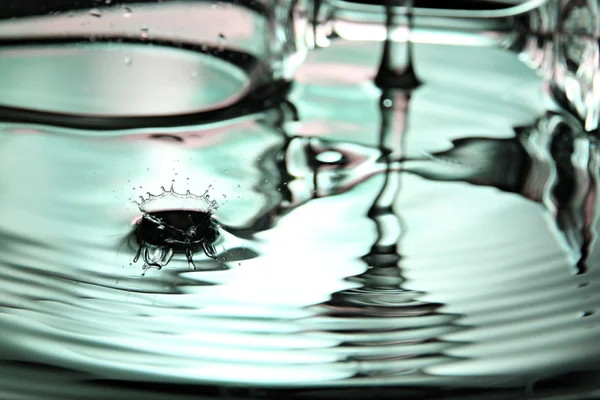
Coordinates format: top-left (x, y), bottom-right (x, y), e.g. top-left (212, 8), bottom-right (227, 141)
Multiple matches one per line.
top-left (132, 187), bottom-right (221, 273)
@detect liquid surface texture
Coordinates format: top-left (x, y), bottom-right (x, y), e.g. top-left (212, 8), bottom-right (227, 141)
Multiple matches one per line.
top-left (0, 18), bottom-right (599, 400)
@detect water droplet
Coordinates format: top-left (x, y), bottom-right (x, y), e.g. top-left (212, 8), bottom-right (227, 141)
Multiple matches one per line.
top-left (224, 170), bottom-right (228, 174)
top-left (105, 0), bottom-right (112, 4)
top-left (217, 33), bottom-right (226, 50)
top-left (237, 184), bottom-right (241, 188)
top-left (222, 194), bottom-right (226, 198)
top-left (89, 8), bottom-right (102, 17)
top-left (140, 26), bottom-right (149, 39)
top-left (265, 179), bottom-right (269, 183)
top-left (581, 310), bottom-right (595, 317)
top-left (383, 98), bottom-right (393, 107)
top-left (123, 6), bottom-right (132, 18)
top-left (124, 56), bottom-right (132, 66)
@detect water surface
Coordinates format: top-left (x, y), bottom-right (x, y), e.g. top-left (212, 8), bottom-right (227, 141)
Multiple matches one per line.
top-left (0, 41), bottom-right (599, 399)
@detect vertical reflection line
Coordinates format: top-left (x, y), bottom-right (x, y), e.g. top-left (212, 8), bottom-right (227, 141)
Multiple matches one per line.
top-left (579, 137), bottom-right (600, 273)
top-left (375, 0), bottom-right (421, 92)
top-left (368, 0), bottom-right (420, 266)
top-left (367, 91), bottom-right (405, 261)
top-left (318, 2), bottom-right (463, 379)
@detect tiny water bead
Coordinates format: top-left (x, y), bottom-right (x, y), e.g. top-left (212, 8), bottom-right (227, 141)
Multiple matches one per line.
top-left (122, 6), bottom-right (132, 18)
top-left (217, 33), bottom-right (227, 50)
top-left (132, 186), bottom-right (220, 274)
top-left (88, 8), bottom-right (102, 18)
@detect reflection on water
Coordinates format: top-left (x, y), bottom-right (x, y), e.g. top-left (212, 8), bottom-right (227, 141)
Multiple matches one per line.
top-left (404, 112), bottom-right (600, 275)
top-left (0, 39), bottom-right (599, 400)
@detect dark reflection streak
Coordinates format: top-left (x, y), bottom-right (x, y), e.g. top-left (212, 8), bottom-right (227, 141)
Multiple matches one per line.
top-left (0, 38), bottom-right (289, 130)
top-left (580, 140), bottom-right (599, 272)
top-left (222, 102), bottom-right (299, 239)
top-left (316, 1), bottom-right (464, 378)
top-left (402, 113), bottom-right (599, 275)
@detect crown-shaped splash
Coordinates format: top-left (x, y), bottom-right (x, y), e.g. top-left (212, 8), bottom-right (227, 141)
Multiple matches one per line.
top-left (135, 184), bottom-right (219, 216)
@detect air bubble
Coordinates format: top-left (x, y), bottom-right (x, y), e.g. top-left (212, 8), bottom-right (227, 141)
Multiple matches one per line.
top-left (316, 151), bottom-right (344, 164)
